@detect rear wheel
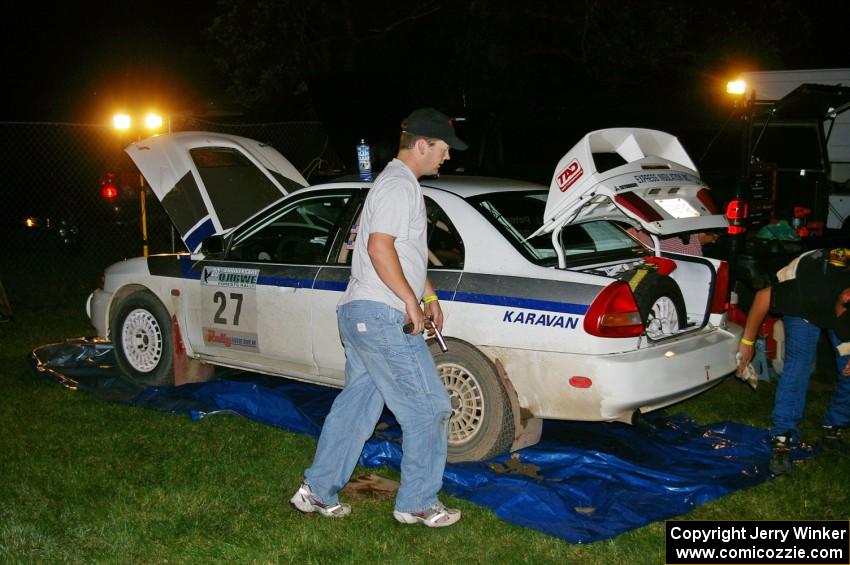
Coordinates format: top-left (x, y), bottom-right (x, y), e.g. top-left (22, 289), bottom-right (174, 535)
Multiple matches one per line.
top-left (429, 340), bottom-right (514, 463)
top-left (111, 290), bottom-right (174, 387)
top-left (632, 272), bottom-right (687, 339)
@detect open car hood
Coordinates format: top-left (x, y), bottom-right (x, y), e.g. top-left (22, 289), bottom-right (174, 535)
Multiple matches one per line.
top-left (529, 128), bottom-right (728, 239)
top-left (126, 131), bottom-right (308, 253)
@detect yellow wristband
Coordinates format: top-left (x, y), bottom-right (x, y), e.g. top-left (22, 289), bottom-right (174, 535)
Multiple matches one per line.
top-left (422, 294), bottom-right (438, 304)
top-left (740, 337), bottom-right (755, 346)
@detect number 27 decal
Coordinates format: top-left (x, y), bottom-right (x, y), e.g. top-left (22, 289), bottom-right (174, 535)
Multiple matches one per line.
top-left (212, 291), bottom-right (243, 325)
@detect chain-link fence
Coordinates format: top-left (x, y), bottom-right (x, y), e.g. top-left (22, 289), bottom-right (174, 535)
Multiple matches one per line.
top-left (0, 120), bottom-right (343, 314)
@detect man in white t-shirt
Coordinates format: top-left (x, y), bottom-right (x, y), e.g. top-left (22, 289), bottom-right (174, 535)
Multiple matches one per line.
top-left (291, 108), bottom-right (468, 527)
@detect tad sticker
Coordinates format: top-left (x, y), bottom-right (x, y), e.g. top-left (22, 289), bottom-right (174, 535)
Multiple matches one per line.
top-left (556, 159), bottom-right (583, 192)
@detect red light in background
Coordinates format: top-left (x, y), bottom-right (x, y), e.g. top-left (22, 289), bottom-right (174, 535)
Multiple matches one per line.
top-left (725, 199), bottom-right (747, 220)
top-left (100, 172), bottom-right (119, 200)
top-left (101, 183), bottom-right (118, 200)
top-left (725, 199), bottom-right (748, 234)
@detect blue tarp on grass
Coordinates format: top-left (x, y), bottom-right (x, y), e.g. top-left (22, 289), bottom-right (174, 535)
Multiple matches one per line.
top-left (29, 338), bottom-right (812, 544)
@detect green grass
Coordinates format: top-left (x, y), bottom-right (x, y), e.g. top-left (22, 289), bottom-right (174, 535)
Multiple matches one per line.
top-left (1, 282), bottom-right (848, 564)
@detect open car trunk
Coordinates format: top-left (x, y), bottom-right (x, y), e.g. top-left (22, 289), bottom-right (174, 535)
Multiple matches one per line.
top-left (570, 249), bottom-right (725, 342)
top-left (533, 128), bottom-right (729, 340)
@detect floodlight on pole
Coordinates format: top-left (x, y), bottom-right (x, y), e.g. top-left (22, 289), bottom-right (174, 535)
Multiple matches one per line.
top-left (113, 113), bottom-right (132, 129)
top-left (726, 80), bottom-right (747, 95)
top-left (144, 113), bottom-right (164, 130)
top-left (110, 110), bottom-right (165, 258)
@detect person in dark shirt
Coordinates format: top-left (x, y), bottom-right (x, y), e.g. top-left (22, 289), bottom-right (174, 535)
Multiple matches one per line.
top-left (737, 248), bottom-right (850, 474)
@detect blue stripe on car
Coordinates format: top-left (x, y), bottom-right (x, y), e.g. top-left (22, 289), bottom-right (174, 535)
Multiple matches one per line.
top-left (313, 279), bottom-right (348, 292)
top-left (258, 275), bottom-right (313, 288)
top-left (453, 291), bottom-right (588, 315)
top-left (155, 256), bottom-right (590, 315)
top-left (185, 217), bottom-right (216, 252)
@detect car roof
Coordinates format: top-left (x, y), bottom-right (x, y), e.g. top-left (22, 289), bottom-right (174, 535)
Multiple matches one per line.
top-left (318, 174), bottom-right (546, 198)
top-left (420, 175), bottom-right (546, 197)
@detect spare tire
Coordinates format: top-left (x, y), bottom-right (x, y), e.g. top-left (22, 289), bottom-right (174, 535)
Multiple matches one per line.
top-left (631, 271), bottom-right (687, 339)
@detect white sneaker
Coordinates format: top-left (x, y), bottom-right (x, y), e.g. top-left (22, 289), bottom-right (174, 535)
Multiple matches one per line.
top-left (393, 502), bottom-right (461, 528)
top-left (290, 483), bottom-right (351, 518)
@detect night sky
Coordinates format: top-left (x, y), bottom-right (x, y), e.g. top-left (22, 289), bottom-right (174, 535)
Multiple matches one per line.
top-left (6, 3), bottom-right (219, 122)
top-left (6, 1), bottom-right (849, 127)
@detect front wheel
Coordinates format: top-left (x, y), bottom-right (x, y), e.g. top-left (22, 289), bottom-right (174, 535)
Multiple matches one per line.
top-left (429, 340), bottom-right (514, 463)
top-left (111, 290), bottom-right (174, 387)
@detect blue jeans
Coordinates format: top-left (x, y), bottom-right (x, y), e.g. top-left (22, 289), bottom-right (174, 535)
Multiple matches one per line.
top-left (304, 300), bottom-right (452, 513)
top-left (770, 316), bottom-right (850, 439)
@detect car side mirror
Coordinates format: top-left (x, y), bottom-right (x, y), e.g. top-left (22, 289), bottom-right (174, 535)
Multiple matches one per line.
top-left (200, 234), bottom-right (225, 256)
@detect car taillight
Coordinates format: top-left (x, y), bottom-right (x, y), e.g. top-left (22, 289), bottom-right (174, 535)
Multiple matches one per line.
top-left (644, 256), bottom-right (677, 276)
top-left (696, 188), bottom-right (719, 214)
top-left (583, 281), bottom-right (644, 338)
top-left (710, 260), bottom-right (729, 314)
top-left (725, 199), bottom-right (748, 235)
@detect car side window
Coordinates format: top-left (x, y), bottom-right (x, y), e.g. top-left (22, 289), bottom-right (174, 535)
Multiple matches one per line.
top-left (336, 216), bottom-right (360, 266)
top-left (227, 193), bottom-right (351, 264)
top-left (334, 197), bottom-right (465, 269)
top-left (425, 198), bottom-right (464, 269)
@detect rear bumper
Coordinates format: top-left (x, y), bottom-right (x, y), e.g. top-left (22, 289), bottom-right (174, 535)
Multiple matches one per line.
top-left (593, 325), bottom-right (741, 418)
top-left (485, 324), bottom-right (742, 422)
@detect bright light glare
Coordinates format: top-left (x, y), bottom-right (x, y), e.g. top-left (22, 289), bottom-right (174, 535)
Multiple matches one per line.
top-left (655, 198), bottom-right (700, 218)
top-left (113, 114), bottom-right (131, 129)
top-left (726, 80), bottom-right (746, 95)
top-left (144, 113), bottom-right (163, 129)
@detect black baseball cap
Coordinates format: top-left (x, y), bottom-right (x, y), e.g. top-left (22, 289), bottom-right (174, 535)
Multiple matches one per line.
top-left (402, 108), bottom-right (468, 150)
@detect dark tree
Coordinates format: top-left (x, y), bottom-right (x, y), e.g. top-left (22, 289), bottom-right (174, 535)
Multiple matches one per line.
top-left (207, 0), bottom-right (846, 120)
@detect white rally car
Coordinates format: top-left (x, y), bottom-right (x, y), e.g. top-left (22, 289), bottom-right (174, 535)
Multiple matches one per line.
top-left (87, 129), bottom-right (739, 462)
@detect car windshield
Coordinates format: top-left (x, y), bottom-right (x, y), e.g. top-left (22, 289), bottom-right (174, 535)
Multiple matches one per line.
top-left (468, 190), bottom-right (646, 266)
